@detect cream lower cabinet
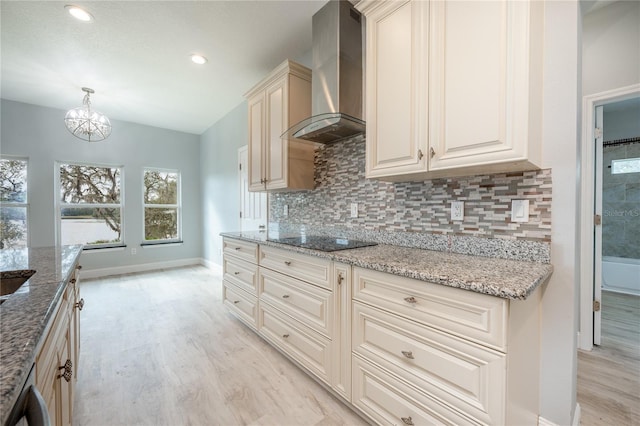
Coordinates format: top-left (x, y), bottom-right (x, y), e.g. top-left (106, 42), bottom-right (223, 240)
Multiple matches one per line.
top-left (36, 262), bottom-right (82, 426)
top-left (351, 267), bottom-right (540, 426)
top-left (358, 0), bottom-right (544, 181)
top-left (245, 59), bottom-right (315, 192)
top-left (222, 238), bottom-right (259, 330)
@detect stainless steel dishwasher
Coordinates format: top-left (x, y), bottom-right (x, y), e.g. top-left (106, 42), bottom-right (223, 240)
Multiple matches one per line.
top-left (4, 364), bottom-right (50, 426)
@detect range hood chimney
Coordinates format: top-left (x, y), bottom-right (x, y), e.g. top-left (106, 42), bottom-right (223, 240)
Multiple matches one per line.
top-left (282, 0), bottom-right (364, 144)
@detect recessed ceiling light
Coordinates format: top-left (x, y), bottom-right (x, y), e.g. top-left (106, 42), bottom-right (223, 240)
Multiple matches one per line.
top-left (191, 54), bottom-right (208, 65)
top-left (65, 5), bottom-right (94, 22)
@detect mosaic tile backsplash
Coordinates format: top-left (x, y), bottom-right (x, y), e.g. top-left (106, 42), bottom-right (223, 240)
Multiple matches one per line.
top-left (270, 137), bottom-right (552, 263)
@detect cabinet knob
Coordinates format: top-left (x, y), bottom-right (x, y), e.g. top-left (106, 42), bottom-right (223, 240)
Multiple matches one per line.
top-left (401, 350), bottom-right (414, 359)
top-left (234, 247), bottom-right (241, 251)
top-left (404, 296), bottom-right (417, 304)
top-left (284, 261), bottom-right (292, 266)
top-left (401, 416), bottom-right (414, 425)
top-left (70, 278), bottom-right (77, 284)
top-left (430, 147), bottom-right (436, 158)
top-left (234, 271), bottom-right (240, 275)
top-left (76, 265), bottom-right (83, 270)
top-left (58, 359), bottom-right (72, 382)
top-left (282, 334), bottom-right (290, 339)
top-left (233, 300), bottom-right (240, 304)
top-left (337, 272), bottom-right (344, 285)
top-left (75, 298), bottom-right (85, 311)
top-left (282, 294), bottom-right (290, 299)
top-left (418, 149), bottom-right (424, 160)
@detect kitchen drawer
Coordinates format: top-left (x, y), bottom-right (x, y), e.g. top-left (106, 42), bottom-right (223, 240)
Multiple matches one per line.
top-left (353, 267), bottom-right (507, 351)
top-left (223, 281), bottom-right (258, 330)
top-left (259, 245), bottom-right (331, 290)
top-left (352, 355), bottom-right (478, 426)
top-left (258, 302), bottom-right (331, 385)
top-left (259, 267), bottom-right (333, 338)
top-left (224, 256), bottom-right (258, 296)
top-left (36, 288), bottom-right (71, 387)
top-left (353, 301), bottom-right (505, 425)
top-left (223, 238), bottom-right (259, 264)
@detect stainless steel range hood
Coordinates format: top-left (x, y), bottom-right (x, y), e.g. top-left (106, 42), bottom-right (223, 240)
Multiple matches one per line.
top-left (282, 0), bottom-right (364, 144)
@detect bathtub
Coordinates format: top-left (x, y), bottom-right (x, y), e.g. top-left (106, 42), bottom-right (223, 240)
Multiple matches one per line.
top-left (602, 256), bottom-right (640, 296)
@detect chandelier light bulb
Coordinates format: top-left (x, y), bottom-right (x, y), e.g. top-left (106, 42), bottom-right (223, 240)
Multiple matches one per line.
top-left (64, 87), bottom-right (112, 142)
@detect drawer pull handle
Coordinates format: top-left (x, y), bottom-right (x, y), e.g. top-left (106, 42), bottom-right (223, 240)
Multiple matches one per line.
top-left (418, 149), bottom-right (424, 160)
top-left (233, 300), bottom-right (240, 304)
top-left (234, 247), bottom-right (241, 251)
top-left (284, 261), bottom-right (292, 266)
top-left (404, 296), bottom-right (417, 304)
top-left (401, 416), bottom-right (414, 425)
top-left (282, 334), bottom-right (290, 339)
top-left (75, 298), bottom-right (85, 311)
top-left (234, 271), bottom-right (240, 275)
top-left (70, 278), bottom-right (77, 284)
top-left (76, 265), bottom-right (83, 270)
top-left (58, 359), bottom-right (72, 382)
top-left (401, 350), bottom-right (414, 359)
top-left (337, 272), bottom-right (344, 285)
top-left (282, 294), bottom-right (290, 299)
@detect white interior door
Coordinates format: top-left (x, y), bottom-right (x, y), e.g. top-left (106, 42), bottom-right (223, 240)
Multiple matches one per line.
top-left (239, 146), bottom-right (267, 232)
top-left (594, 105), bottom-right (604, 346)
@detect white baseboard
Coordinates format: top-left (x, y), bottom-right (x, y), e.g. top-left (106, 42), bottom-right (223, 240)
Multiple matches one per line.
top-left (201, 258), bottom-right (223, 274)
top-left (538, 403), bottom-right (580, 426)
top-left (79, 258), bottom-right (203, 279)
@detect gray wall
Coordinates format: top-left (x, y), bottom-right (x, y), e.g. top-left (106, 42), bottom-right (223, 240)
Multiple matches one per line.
top-left (200, 101), bottom-right (247, 266)
top-left (0, 99), bottom-right (202, 271)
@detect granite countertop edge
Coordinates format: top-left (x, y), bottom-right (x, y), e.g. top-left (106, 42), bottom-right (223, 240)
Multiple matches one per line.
top-left (0, 245), bottom-right (83, 425)
top-left (221, 232), bottom-right (554, 301)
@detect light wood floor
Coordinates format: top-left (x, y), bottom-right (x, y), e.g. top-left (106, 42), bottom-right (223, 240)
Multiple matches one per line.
top-left (577, 290), bottom-right (640, 426)
top-left (73, 266), bottom-right (367, 426)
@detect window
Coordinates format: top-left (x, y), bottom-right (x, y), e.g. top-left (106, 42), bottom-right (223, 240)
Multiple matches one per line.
top-left (58, 163), bottom-right (123, 248)
top-left (612, 157), bottom-right (640, 174)
top-left (143, 169), bottom-right (181, 243)
top-left (0, 158), bottom-right (28, 248)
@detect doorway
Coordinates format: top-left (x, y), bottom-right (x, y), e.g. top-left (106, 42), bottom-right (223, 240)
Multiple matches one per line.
top-left (238, 146), bottom-right (267, 232)
top-left (579, 84), bottom-right (640, 351)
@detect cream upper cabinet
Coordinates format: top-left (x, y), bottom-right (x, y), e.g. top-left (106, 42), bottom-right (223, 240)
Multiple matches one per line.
top-left (358, 0), bottom-right (543, 181)
top-left (245, 60), bottom-right (315, 191)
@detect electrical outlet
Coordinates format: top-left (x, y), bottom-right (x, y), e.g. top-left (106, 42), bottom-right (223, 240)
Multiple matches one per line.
top-left (451, 201), bottom-right (464, 221)
top-left (350, 203), bottom-right (358, 218)
top-left (283, 205), bottom-right (289, 217)
top-left (131, 248), bottom-right (137, 255)
top-left (511, 199), bottom-right (530, 222)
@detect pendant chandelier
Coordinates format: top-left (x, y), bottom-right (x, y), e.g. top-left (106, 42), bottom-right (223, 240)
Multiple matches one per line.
top-left (64, 87), bottom-right (112, 142)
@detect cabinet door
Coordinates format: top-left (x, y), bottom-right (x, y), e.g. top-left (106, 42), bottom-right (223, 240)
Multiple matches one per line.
top-left (364, 0), bottom-right (429, 180)
top-left (248, 92), bottom-right (266, 191)
top-left (265, 78), bottom-right (288, 190)
top-left (428, 0), bottom-right (537, 172)
top-left (332, 263), bottom-right (352, 400)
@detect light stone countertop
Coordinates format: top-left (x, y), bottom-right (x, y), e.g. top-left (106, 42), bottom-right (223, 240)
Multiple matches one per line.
top-left (0, 245), bottom-right (83, 425)
top-left (221, 231), bottom-right (553, 301)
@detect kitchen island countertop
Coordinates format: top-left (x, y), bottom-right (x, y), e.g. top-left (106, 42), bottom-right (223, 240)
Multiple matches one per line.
top-left (0, 245), bottom-right (83, 425)
top-left (221, 231), bottom-right (553, 301)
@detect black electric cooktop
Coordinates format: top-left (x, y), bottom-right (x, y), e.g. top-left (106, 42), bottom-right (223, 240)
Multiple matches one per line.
top-left (267, 236), bottom-right (377, 252)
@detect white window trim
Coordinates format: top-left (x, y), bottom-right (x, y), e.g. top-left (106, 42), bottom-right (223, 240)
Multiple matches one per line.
top-left (0, 156), bottom-right (30, 248)
top-left (142, 167), bottom-right (182, 244)
top-left (55, 161), bottom-right (125, 249)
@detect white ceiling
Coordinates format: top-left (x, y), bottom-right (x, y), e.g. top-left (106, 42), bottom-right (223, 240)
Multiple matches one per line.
top-left (0, 1), bottom-right (327, 135)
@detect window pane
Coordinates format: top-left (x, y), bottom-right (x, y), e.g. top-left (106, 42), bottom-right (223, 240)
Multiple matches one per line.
top-left (1, 159), bottom-right (27, 203)
top-left (144, 171), bottom-right (178, 204)
top-left (144, 207), bottom-right (177, 240)
top-left (61, 207), bottom-right (122, 246)
top-left (0, 206), bottom-right (27, 248)
top-left (60, 164), bottom-right (120, 204)
top-left (612, 157), bottom-right (640, 174)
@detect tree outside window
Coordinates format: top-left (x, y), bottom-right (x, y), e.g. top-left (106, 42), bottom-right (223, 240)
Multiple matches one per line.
top-left (0, 158), bottom-right (28, 248)
top-left (59, 163), bottom-right (123, 248)
top-left (143, 169), bottom-right (180, 242)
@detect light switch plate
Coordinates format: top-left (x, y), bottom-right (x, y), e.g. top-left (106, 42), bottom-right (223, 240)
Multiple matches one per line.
top-left (511, 199), bottom-right (530, 222)
top-left (350, 203), bottom-right (358, 218)
top-left (451, 201), bottom-right (464, 221)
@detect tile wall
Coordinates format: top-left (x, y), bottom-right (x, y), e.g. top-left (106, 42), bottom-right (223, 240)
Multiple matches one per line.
top-left (270, 136), bottom-right (552, 263)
